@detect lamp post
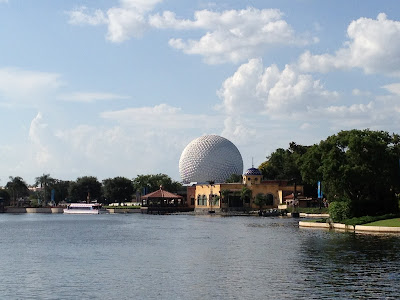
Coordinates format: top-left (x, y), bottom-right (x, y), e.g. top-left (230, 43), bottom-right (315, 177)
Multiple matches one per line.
top-left (208, 180), bottom-right (215, 214)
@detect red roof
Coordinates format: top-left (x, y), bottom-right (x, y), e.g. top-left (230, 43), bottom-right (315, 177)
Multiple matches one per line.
top-left (142, 188), bottom-right (183, 199)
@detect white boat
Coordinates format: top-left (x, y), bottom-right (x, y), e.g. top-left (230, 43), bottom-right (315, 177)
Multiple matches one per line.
top-left (63, 203), bottom-right (106, 214)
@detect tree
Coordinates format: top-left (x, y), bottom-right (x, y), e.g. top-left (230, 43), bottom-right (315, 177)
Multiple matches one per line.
top-left (299, 129), bottom-right (400, 217)
top-left (35, 174), bottom-right (55, 206)
top-left (103, 177), bottom-right (134, 204)
top-left (133, 174), bottom-right (182, 195)
top-left (253, 193), bottom-right (267, 210)
top-left (69, 176), bottom-right (102, 203)
top-left (225, 174), bottom-right (242, 183)
top-left (240, 186), bottom-right (252, 204)
top-left (0, 189), bottom-right (11, 206)
top-left (49, 180), bottom-right (70, 205)
top-left (5, 176), bottom-right (29, 206)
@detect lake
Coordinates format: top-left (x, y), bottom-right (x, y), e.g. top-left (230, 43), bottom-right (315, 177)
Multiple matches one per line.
top-left (0, 213), bottom-right (399, 299)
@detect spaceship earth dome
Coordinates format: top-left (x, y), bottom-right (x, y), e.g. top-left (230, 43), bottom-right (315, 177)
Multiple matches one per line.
top-left (179, 135), bottom-right (243, 183)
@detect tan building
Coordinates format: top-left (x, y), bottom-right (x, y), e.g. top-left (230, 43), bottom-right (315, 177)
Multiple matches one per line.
top-left (188, 167), bottom-right (303, 213)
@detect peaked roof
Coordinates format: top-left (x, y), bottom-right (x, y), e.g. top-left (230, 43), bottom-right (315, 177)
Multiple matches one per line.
top-left (142, 188), bottom-right (183, 199)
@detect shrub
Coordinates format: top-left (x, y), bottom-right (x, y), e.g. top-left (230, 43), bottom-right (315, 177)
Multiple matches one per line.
top-left (329, 200), bottom-right (351, 222)
top-left (343, 213), bottom-right (399, 226)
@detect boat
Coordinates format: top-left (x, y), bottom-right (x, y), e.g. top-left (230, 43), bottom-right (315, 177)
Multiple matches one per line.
top-left (63, 203), bottom-right (106, 214)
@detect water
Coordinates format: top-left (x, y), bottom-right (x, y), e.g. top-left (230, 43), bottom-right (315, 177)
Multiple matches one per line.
top-left (0, 214), bottom-right (399, 299)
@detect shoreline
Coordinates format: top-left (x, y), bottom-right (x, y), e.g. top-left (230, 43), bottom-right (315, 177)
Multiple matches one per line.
top-left (299, 220), bottom-right (400, 233)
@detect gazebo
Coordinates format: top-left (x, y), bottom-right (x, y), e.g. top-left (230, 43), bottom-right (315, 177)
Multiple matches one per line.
top-left (141, 186), bottom-right (188, 214)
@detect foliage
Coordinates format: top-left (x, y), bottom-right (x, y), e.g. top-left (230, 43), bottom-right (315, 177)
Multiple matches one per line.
top-left (133, 173), bottom-right (182, 194)
top-left (5, 176), bottom-right (29, 206)
top-left (225, 173), bottom-right (242, 183)
top-left (259, 142), bottom-right (309, 182)
top-left (259, 142), bottom-right (315, 197)
top-left (68, 176), bottom-right (102, 203)
top-left (301, 129), bottom-right (400, 217)
top-left (253, 193), bottom-right (267, 209)
top-left (240, 186), bottom-right (252, 203)
top-left (102, 177), bottom-right (134, 204)
top-left (34, 174), bottom-right (55, 206)
top-left (342, 213), bottom-right (399, 226)
top-left (49, 180), bottom-right (71, 205)
top-left (0, 189), bottom-right (10, 206)
top-left (329, 200), bottom-right (352, 222)
top-left (220, 189), bottom-right (230, 204)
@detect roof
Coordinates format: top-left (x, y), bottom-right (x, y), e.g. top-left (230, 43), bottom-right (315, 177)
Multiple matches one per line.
top-left (142, 188), bottom-right (183, 199)
top-left (244, 167), bottom-right (262, 176)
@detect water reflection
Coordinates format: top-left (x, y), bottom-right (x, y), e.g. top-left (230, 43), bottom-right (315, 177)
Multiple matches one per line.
top-left (299, 230), bottom-right (400, 299)
top-left (0, 214), bottom-right (398, 299)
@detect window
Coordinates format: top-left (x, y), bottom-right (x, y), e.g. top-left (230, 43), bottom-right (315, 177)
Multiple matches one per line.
top-left (191, 198), bottom-right (195, 206)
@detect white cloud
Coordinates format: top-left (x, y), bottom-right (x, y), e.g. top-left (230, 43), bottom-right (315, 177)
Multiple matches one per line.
top-left (101, 103), bottom-right (220, 129)
top-left (29, 112), bottom-right (52, 165)
top-left (67, 6), bottom-right (107, 26)
top-left (58, 92), bottom-right (129, 103)
top-left (217, 58), bottom-right (338, 118)
top-left (67, 0), bottom-right (163, 42)
top-left (298, 13), bottom-right (400, 76)
top-left (0, 68), bottom-right (62, 104)
top-left (383, 83), bottom-right (400, 95)
top-left (352, 89), bottom-right (372, 97)
top-left (151, 7), bottom-right (313, 64)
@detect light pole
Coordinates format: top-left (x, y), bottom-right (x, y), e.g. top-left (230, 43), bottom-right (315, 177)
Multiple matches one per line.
top-left (208, 180), bottom-right (215, 214)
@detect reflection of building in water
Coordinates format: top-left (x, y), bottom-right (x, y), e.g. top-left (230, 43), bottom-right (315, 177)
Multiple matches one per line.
top-left (186, 167), bottom-right (304, 214)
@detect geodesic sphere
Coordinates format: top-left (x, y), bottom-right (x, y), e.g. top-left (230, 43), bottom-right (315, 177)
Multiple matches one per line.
top-left (179, 135), bottom-right (243, 183)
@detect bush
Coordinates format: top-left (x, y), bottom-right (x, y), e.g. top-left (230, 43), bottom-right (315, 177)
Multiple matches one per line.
top-left (343, 213), bottom-right (399, 226)
top-left (329, 201), bottom-right (351, 222)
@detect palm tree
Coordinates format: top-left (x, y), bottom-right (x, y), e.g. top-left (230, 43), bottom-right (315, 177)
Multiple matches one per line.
top-left (5, 176), bottom-right (29, 206)
top-left (240, 186), bottom-right (252, 206)
top-left (35, 174), bottom-right (54, 207)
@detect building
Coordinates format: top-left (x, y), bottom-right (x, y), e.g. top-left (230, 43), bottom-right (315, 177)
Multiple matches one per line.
top-left (188, 167), bottom-right (304, 213)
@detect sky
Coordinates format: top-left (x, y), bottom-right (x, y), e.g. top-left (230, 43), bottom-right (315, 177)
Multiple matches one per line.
top-left (1, 0), bottom-right (400, 186)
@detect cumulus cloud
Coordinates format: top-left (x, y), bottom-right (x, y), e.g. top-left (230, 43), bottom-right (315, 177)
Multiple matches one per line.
top-left (218, 58), bottom-right (338, 118)
top-left (298, 13), bottom-right (400, 76)
top-left (67, 0), bottom-right (163, 42)
top-left (151, 7), bottom-right (314, 64)
top-left (29, 112), bottom-right (52, 165)
top-left (58, 92), bottom-right (129, 103)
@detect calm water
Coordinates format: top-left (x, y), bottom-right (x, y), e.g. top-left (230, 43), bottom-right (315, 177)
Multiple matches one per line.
top-left (0, 214), bottom-right (399, 300)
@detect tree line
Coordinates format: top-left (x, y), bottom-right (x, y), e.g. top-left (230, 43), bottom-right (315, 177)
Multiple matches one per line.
top-left (258, 129), bottom-right (400, 218)
top-left (0, 173), bottom-right (182, 207)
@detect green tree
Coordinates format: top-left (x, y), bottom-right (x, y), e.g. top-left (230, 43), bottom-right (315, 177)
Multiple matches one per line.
top-left (0, 189), bottom-right (11, 206)
top-left (253, 193), bottom-right (267, 210)
top-left (103, 177), bottom-right (134, 204)
top-left (69, 176), bottom-right (102, 203)
top-left (49, 180), bottom-right (70, 205)
top-left (300, 129), bottom-right (400, 217)
top-left (225, 174), bottom-right (242, 183)
top-left (133, 174), bottom-right (182, 195)
top-left (240, 186), bottom-right (252, 204)
top-left (35, 174), bottom-right (55, 206)
top-left (5, 176), bottom-right (29, 206)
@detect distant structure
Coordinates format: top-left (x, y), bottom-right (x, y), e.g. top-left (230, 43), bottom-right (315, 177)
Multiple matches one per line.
top-left (179, 135), bottom-right (243, 183)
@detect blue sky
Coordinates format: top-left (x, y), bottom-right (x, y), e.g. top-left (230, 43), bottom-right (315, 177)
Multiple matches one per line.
top-left (1, 0), bottom-right (400, 186)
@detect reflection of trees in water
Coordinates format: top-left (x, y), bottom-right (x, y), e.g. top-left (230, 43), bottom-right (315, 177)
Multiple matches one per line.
top-left (299, 231), bottom-right (400, 298)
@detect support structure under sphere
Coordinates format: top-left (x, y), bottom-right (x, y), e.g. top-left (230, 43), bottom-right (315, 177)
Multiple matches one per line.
top-left (179, 135), bottom-right (243, 183)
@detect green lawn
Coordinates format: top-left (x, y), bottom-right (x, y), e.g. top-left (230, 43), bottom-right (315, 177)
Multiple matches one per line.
top-left (364, 218), bottom-right (400, 227)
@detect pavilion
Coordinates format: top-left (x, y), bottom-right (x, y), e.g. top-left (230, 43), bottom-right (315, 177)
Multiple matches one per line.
top-left (140, 186), bottom-right (191, 214)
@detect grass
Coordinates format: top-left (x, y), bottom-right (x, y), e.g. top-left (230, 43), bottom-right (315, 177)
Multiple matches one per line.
top-left (288, 207), bottom-right (329, 214)
top-left (341, 214), bottom-right (399, 226)
top-left (364, 218), bottom-right (400, 227)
